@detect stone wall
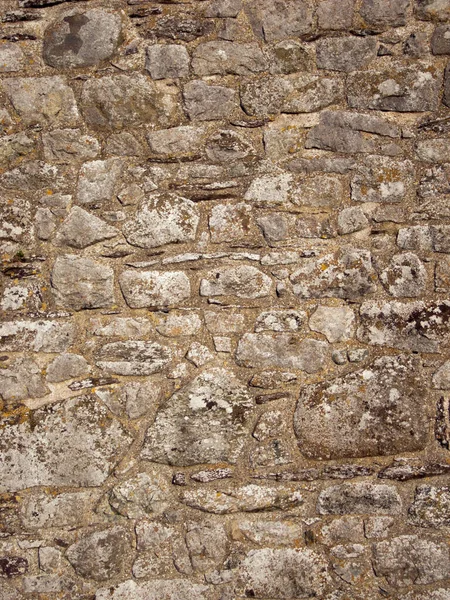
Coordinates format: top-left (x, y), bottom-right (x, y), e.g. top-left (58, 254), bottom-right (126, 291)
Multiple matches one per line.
top-left (1, 0), bottom-right (450, 598)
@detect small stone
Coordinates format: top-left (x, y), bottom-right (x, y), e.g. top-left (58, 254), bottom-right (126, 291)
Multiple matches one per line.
top-left (42, 128), bottom-right (100, 163)
top-left (0, 557), bottom-right (28, 578)
top-left (35, 207), bottom-right (56, 240)
top-left (244, 173), bottom-right (293, 204)
top-left (192, 41), bottom-right (266, 76)
top-left (404, 31), bottom-right (428, 57)
top-left (431, 225), bottom-right (450, 253)
top-left (270, 40), bottom-right (312, 74)
top-left (347, 348), bottom-right (368, 362)
top-left (236, 334), bottom-right (328, 373)
top-left (121, 381), bottom-right (162, 419)
top-left (321, 517), bottom-right (364, 545)
top-left (77, 159), bottom-right (122, 206)
top-left (2, 77), bottom-right (79, 127)
top-left (46, 353), bottom-right (90, 383)
top-left (380, 253), bottom-right (427, 298)
top-left (51, 255), bottom-right (115, 311)
top-left (209, 202), bottom-right (260, 244)
top-left (180, 484), bottom-right (303, 513)
top-left (200, 266), bottom-right (273, 299)
top-left (352, 157), bottom-right (413, 203)
top-left (106, 132), bottom-right (144, 156)
top-left (360, 0), bottom-right (409, 27)
top-left (155, 311), bottom-right (201, 337)
top-left (186, 342), bottom-right (214, 367)
top-left (445, 62), bottom-right (450, 107)
top-left (409, 485), bottom-right (450, 528)
top-left (364, 516), bottom-right (394, 539)
top-left (55, 206), bottom-right (118, 248)
top-left (147, 126), bottom-right (205, 161)
top-left (317, 0), bottom-right (355, 30)
top-left (415, 0), bottom-right (450, 21)
top-left (316, 37), bottom-right (376, 72)
top-left (416, 138), bottom-right (450, 162)
top-left (379, 460), bottom-right (450, 481)
top-left (146, 44), bottom-right (190, 80)
top-left (337, 207), bottom-right (369, 234)
top-left (373, 535), bottom-right (450, 587)
top-left (186, 522), bottom-right (229, 573)
top-left (436, 257), bottom-right (450, 292)
top-left (90, 317), bottom-right (152, 339)
top-left (0, 43), bottom-right (24, 72)
top-left (123, 194), bottom-right (199, 248)
top-left (183, 80), bottom-right (236, 121)
top-left (213, 336), bottom-right (232, 352)
top-left (318, 483), bottom-right (402, 515)
top-left (67, 527), bottom-right (131, 581)
top-left (119, 270), bottom-right (191, 308)
top-left (142, 368), bottom-right (253, 466)
top-left (397, 225), bottom-right (433, 251)
top-left (96, 340), bottom-right (171, 376)
top-left (43, 9), bottom-right (122, 68)
top-left (309, 306), bottom-right (355, 343)
top-left (332, 350), bottom-right (348, 365)
top-left (433, 361), bottom-right (450, 388)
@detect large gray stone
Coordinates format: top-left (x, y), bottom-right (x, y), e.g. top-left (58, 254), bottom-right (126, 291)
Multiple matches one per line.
top-left (96, 580), bottom-right (209, 600)
top-left (119, 270), bottom-right (191, 308)
top-left (183, 80), bottom-right (236, 121)
top-left (294, 355), bottom-right (428, 459)
top-left (244, 0), bottom-right (313, 42)
top-left (431, 24), bottom-right (450, 54)
top-left (316, 37), bottom-right (376, 72)
top-left (415, 0), bottom-right (450, 21)
top-left (200, 266), bottom-right (273, 299)
top-left (0, 320), bottom-right (75, 353)
top-left (42, 128), bottom-right (100, 163)
top-left (360, 0), bottom-right (409, 27)
top-left (317, 0), bottom-right (355, 29)
top-left (55, 206), bottom-right (118, 248)
top-left (145, 44), bottom-right (190, 80)
top-left (380, 253), bottom-right (427, 298)
top-left (192, 41), bottom-right (266, 76)
top-left (43, 9), bottom-right (122, 68)
top-left (0, 395), bottom-right (132, 493)
top-left (142, 368), bottom-right (253, 466)
top-left (0, 357), bottom-right (49, 402)
top-left (77, 159), bottom-right (122, 205)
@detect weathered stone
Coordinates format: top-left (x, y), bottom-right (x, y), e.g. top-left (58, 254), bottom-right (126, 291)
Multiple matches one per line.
top-left (205, 0), bottom-right (242, 17)
top-left (445, 62), bottom-right (450, 107)
top-left (43, 9), bottom-right (122, 68)
top-left (142, 368), bottom-right (253, 466)
top-left (436, 257), bottom-right (450, 292)
top-left (290, 248), bottom-right (377, 299)
top-left (321, 110), bottom-right (401, 138)
top-left (67, 527), bottom-right (131, 581)
top-left (317, 0), bottom-right (355, 29)
top-left (380, 253), bottom-right (427, 298)
top-left (77, 159), bottom-right (122, 205)
top-left (237, 548), bottom-right (330, 598)
top-left (146, 125), bottom-right (206, 161)
top-left (147, 15), bottom-right (214, 43)
top-left (348, 66), bottom-right (442, 112)
top-left (81, 74), bottom-right (181, 130)
top-left (318, 483), bottom-right (402, 515)
top-left (0, 357), bottom-right (48, 402)
top-left (192, 41), bottom-right (266, 76)
top-left (379, 460), bottom-right (450, 481)
top-left (232, 519), bottom-right (302, 546)
top-left (209, 202), bottom-right (260, 243)
top-left (0, 395), bottom-right (132, 492)
top-left (0, 557), bottom-right (28, 578)
top-left (155, 311), bottom-right (201, 337)
top-left (180, 484), bottom-right (303, 513)
top-left (146, 44), bottom-right (190, 80)
top-left (51, 255), bottom-right (115, 310)
top-left (106, 132), bottom-right (144, 156)
top-left (109, 472), bottom-right (172, 518)
top-left (433, 360), bottom-right (450, 388)
top-left (270, 40), bottom-right (312, 74)
top-left (186, 342), bottom-right (214, 367)
top-left (431, 25), bottom-right (450, 55)
top-left (183, 80), bottom-right (236, 121)
top-left (337, 207), bottom-right (369, 234)
top-left (0, 320), bottom-right (75, 353)
top-left (123, 194), bottom-right (199, 248)
top-left (96, 340), bottom-right (171, 376)
top-left (255, 310), bottom-right (305, 332)
top-left (294, 355), bottom-right (428, 459)
top-left (2, 77), bottom-right (79, 126)
top-left (351, 157), bottom-right (413, 203)
top-left (358, 300), bottom-right (450, 352)
top-left (206, 128), bottom-right (257, 163)
top-left (409, 485), bottom-right (450, 527)
top-left (305, 123), bottom-right (374, 154)
top-left (416, 138), bottom-right (450, 162)
top-left (46, 353), bottom-right (89, 383)
top-left (191, 467), bottom-right (233, 483)
top-left (373, 535), bottom-right (450, 587)
top-left (186, 522), bottom-right (229, 573)
top-left (236, 334), bottom-right (328, 372)
top-left (20, 489), bottom-right (99, 529)
top-left (245, 0), bottom-right (313, 42)
top-left (309, 306), bottom-right (355, 343)
top-left (316, 37), bottom-right (376, 72)
top-left (360, 0), bottom-right (409, 27)
top-left (42, 129), bottom-right (100, 162)
top-left (200, 266), bottom-right (273, 299)
top-left (0, 43), bottom-right (24, 73)
top-left (119, 270), bottom-right (191, 308)
top-left (431, 225), bottom-right (450, 253)
top-left (415, 0), bottom-right (450, 21)
top-left (55, 206), bottom-right (118, 248)
top-left (398, 225), bottom-right (433, 251)
top-left (245, 173), bottom-right (293, 204)
top-left (96, 580), bottom-right (209, 600)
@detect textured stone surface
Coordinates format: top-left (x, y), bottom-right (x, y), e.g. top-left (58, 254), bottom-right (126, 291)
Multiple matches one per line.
top-left (318, 483), bottom-right (402, 515)
top-left (119, 270), bottom-right (191, 308)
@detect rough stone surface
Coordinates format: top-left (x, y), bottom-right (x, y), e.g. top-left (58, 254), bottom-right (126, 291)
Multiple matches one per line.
top-left (318, 483), bottom-right (402, 515)
top-left (119, 270), bottom-right (191, 308)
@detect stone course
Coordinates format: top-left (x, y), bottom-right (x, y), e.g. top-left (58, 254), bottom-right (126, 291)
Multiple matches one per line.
top-left (1, 0), bottom-right (450, 597)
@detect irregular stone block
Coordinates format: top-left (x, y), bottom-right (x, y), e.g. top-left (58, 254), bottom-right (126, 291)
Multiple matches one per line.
top-left (255, 310), bottom-right (306, 332)
top-left (317, 0), bottom-right (355, 30)
top-left (245, 0), bottom-right (313, 42)
top-left (55, 206), bottom-right (118, 248)
top-left (360, 0), bottom-right (409, 27)
top-left (309, 305), bottom-right (355, 342)
top-left (245, 173), bottom-right (293, 204)
top-left (96, 341), bottom-right (171, 376)
top-left (0, 43), bottom-right (24, 73)
top-left (316, 37), bottom-right (377, 72)
top-left (0, 320), bottom-right (75, 353)
top-left (415, 0), bottom-right (450, 20)
top-left (43, 9), bottom-right (122, 68)
top-left (51, 255), bottom-right (115, 311)
top-left (142, 368), bottom-right (253, 465)
top-left (192, 41), bottom-right (266, 76)
top-left (0, 357), bottom-right (49, 402)
top-left (20, 490), bottom-right (99, 529)
top-left (0, 395), bottom-right (132, 492)
top-left (46, 353), bottom-right (90, 383)
top-left (290, 248), bottom-right (377, 299)
top-left (123, 194), bottom-right (199, 248)
top-left (119, 270), bottom-right (191, 308)
top-left (318, 483), bottom-right (402, 514)
top-left (77, 159), bottom-right (122, 205)
top-left (145, 44), bottom-right (190, 79)
top-left (146, 126), bottom-right (206, 161)
top-left (96, 580), bottom-right (209, 600)
top-left (200, 266), bottom-right (273, 299)
top-left (109, 471), bottom-right (172, 519)
top-left (205, 0), bottom-right (242, 17)
top-left (294, 355), bottom-right (428, 459)
top-left (2, 77), bottom-right (79, 126)
top-left (348, 66), bottom-right (442, 112)
top-left (351, 157), bottom-right (413, 203)
top-left (380, 253), bottom-right (427, 298)
top-left (42, 128), bottom-right (100, 162)
top-left (431, 24), bottom-right (450, 54)
top-left (409, 485), bottom-right (450, 527)
top-left (236, 334), bottom-right (328, 372)
top-left (183, 80), bottom-right (236, 121)
top-left (337, 206), bottom-right (369, 234)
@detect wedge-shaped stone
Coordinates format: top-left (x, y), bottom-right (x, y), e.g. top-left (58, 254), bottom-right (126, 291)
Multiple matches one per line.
top-left (294, 355), bottom-right (428, 459)
top-left (142, 368), bottom-right (253, 466)
top-left (96, 341), bottom-right (171, 376)
top-left (119, 270), bottom-right (191, 308)
top-left (55, 207), bottom-right (118, 248)
top-left (0, 395), bottom-right (132, 493)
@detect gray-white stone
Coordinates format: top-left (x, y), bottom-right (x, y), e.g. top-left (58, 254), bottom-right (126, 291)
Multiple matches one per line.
top-left (309, 306), bottom-right (355, 343)
top-left (0, 357), bottom-right (49, 402)
top-left (200, 266), bottom-right (273, 299)
top-left (46, 353), bottom-right (90, 383)
top-left (146, 44), bottom-right (190, 80)
top-left (360, 0), bottom-right (409, 27)
top-left (380, 253), bottom-right (427, 298)
top-left (96, 341), bottom-right (171, 376)
top-left (77, 159), bottom-right (122, 205)
top-left (42, 128), bottom-right (100, 163)
top-left (55, 206), bottom-right (118, 248)
top-left (192, 41), bottom-right (266, 76)
top-left (119, 270), bottom-right (191, 308)
top-left (409, 485), bottom-right (450, 528)
top-left (317, 37), bottom-right (376, 72)
top-left (183, 80), bottom-right (236, 121)
top-left (0, 320), bottom-right (75, 353)
top-left (318, 483), bottom-right (402, 515)
top-left (96, 580), bottom-right (209, 600)
top-left (245, 0), bottom-right (313, 42)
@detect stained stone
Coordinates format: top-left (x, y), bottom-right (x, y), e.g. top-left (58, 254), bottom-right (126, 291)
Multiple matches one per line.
top-left (209, 202), bottom-right (260, 243)
top-left (145, 44), bottom-right (190, 80)
top-left (294, 355), bottom-right (428, 459)
top-left (200, 266), bottom-right (273, 299)
top-left (270, 40), bottom-right (312, 74)
top-left (96, 340), bottom-right (171, 376)
top-left (51, 255), bottom-right (115, 310)
top-left (415, 0), bottom-right (450, 21)
top-left (183, 80), bottom-right (236, 121)
top-left (317, 0), bottom-right (355, 30)
top-left (0, 395), bottom-right (132, 492)
top-left (141, 368), bottom-right (253, 465)
top-left (316, 37), bottom-right (377, 72)
top-left (2, 77), bottom-right (79, 127)
top-left (123, 194), bottom-right (199, 248)
top-left (55, 206), bottom-right (118, 248)
top-left (351, 157), bottom-right (413, 203)
top-left (20, 489), bottom-right (99, 529)
top-left (205, 0), bottom-right (242, 17)
top-left (180, 484), bottom-right (303, 513)
top-left (244, 0), bottom-right (313, 42)
top-left (255, 310), bottom-right (306, 332)
top-left (337, 207), bottom-right (369, 234)
top-left (408, 485), bottom-right (450, 527)
top-left (309, 306), bottom-right (355, 343)
top-left (0, 320), bottom-right (75, 353)
top-left (43, 9), bottom-right (122, 68)
top-left (317, 483), bottom-right (402, 515)
top-left (46, 353), bottom-right (89, 383)
top-left (192, 41), bottom-right (266, 76)
top-left (445, 62), bottom-right (450, 107)
top-left (380, 253), bottom-right (427, 298)
top-left (416, 138), bottom-right (450, 162)
top-left (186, 522), bottom-right (229, 573)
top-left (237, 548), bottom-right (330, 598)
top-left (360, 0), bottom-right (409, 27)
top-left (109, 472), bottom-right (172, 518)
top-left (0, 43), bottom-right (24, 72)
top-left (77, 159), bottom-right (122, 205)
top-left (42, 129), bottom-right (100, 162)
top-left (66, 527), bottom-right (131, 581)
top-left (372, 535), bottom-right (450, 587)
top-left (244, 173), bottom-right (293, 204)
top-left (146, 126), bottom-right (206, 161)
top-left (290, 248), bottom-right (377, 299)
top-left (236, 334), bottom-right (328, 372)
top-left (0, 357), bottom-right (49, 402)
top-left (95, 580), bottom-right (209, 600)
top-left (119, 270), bottom-right (191, 308)
top-left (431, 25), bottom-right (450, 54)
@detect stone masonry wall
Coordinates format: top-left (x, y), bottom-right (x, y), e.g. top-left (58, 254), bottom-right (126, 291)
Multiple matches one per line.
top-left (1, 0), bottom-right (450, 598)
